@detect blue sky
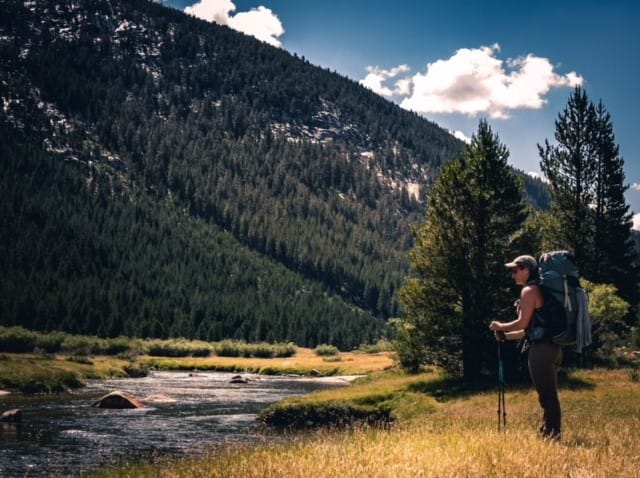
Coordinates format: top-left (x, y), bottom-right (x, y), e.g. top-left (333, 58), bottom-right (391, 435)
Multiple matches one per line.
top-left (163, 0), bottom-right (640, 228)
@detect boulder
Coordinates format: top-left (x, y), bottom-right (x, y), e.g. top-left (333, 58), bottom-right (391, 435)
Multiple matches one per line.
top-left (91, 391), bottom-right (145, 409)
top-left (230, 374), bottom-right (249, 384)
top-left (1, 408), bottom-right (22, 422)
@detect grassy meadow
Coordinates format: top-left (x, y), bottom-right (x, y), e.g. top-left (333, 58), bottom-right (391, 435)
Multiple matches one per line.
top-left (2, 328), bottom-right (638, 476)
top-left (89, 367), bottom-right (640, 478)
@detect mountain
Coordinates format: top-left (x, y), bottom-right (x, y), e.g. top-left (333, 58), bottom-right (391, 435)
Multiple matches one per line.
top-left (1, 0), bottom-right (468, 348)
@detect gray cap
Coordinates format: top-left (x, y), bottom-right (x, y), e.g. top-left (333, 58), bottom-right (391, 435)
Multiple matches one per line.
top-left (505, 255), bottom-right (537, 270)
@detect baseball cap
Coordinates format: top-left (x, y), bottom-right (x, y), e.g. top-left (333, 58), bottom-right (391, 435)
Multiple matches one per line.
top-left (505, 255), bottom-right (537, 270)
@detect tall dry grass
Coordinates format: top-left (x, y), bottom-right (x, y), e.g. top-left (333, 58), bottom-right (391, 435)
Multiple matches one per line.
top-left (92, 368), bottom-right (640, 478)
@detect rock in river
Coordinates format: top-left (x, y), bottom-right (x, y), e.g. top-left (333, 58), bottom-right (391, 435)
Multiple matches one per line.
top-left (91, 391), bottom-right (145, 409)
top-left (1, 409), bottom-right (22, 422)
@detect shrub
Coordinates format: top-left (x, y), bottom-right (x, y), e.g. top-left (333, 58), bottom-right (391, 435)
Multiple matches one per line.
top-left (190, 345), bottom-right (212, 357)
top-left (145, 340), bottom-right (191, 357)
top-left (35, 331), bottom-right (68, 353)
top-left (314, 344), bottom-right (340, 357)
top-left (61, 335), bottom-right (100, 355)
top-left (123, 362), bottom-right (149, 378)
top-left (250, 343), bottom-right (276, 358)
top-left (145, 339), bottom-right (212, 357)
top-left (101, 336), bottom-right (136, 355)
top-left (213, 340), bottom-right (242, 357)
top-left (0, 326), bottom-right (37, 353)
top-left (632, 327), bottom-right (640, 349)
top-left (582, 279), bottom-right (630, 357)
top-left (272, 342), bottom-right (298, 358)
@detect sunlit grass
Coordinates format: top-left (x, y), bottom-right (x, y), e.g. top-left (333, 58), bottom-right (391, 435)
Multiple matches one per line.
top-left (0, 348), bottom-right (395, 394)
top-left (90, 368), bottom-right (640, 478)
top-left (140, 347), bottom-right (395, 376)
top-left (0, 353), bottom-right (131, 393)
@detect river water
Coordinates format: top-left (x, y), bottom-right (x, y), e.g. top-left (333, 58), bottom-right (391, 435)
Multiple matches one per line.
top-left (0, 371), bottom-right (353, 477)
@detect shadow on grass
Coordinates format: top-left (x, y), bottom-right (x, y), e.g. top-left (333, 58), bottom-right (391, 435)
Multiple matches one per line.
top-left (407, 376), bottom-right (498, 402)
top-left (407, 369), bottom-right (595, 402)
top-left (557, 369), bottom-right (596, 391)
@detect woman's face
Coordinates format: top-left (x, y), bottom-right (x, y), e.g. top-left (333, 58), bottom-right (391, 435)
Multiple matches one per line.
top-left (511, 265), bottom-right (529, 286)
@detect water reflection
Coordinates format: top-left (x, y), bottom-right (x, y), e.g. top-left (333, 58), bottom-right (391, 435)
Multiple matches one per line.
top-left (0, 371), bottom-right (350, 477)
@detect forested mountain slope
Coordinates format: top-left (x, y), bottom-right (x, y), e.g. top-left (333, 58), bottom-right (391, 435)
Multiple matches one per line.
top-left (2, 0), bottom-right (476, 347)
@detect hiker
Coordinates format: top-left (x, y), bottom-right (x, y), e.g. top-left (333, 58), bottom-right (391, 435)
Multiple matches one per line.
top-left (489, 255), bottom-right (562, 440)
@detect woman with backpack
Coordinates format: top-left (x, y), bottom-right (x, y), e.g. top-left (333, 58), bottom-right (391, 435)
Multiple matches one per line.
top-left (489, 255), bottom-right (562, 440)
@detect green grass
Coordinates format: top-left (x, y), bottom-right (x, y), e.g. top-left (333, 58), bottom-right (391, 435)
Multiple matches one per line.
top-left (0, 353), bottom-right (130, 394)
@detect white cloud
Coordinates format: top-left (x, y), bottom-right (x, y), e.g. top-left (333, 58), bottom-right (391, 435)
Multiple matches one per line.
top-left (227, 7), bottom-right (284, 47)
top-left (359, 64), bottom-right (411, 97)
top-left (185, 0), bottom-right (234, 24)
top-left (451, 130), bottom-right (471, 143)
top-left (634, 213), bottom-right (640, 231)
top-left (631, 183), bottom-right (640, 191)
top-left (184, 0), bottom-right (284, 47)
top-left (361, 44), bottom-right (583, 119)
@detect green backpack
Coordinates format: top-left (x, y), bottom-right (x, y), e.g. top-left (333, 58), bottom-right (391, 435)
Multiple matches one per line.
top-left (537, 250), bottom-right (581, 346)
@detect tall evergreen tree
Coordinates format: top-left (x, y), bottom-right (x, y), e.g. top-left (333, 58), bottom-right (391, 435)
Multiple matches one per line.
top-left (539, 88), bottom-right (638, 305)
top-left (592, 101), bottom-right (638, 305)
top-left (397, 120), bottom-right (528, 381)
top-left (539, 87), bottom-right (599, 275)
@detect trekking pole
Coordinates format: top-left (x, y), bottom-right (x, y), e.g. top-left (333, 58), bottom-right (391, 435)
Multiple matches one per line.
top-left (497, 340), bottom-right (507, 432)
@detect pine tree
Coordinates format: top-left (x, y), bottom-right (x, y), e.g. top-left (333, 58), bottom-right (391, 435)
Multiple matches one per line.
top-left (397, 120), bottom-right (528, 381)
top-left (539, 87), bottom-right (599, 275)
top-left (592, 101), bottom-right (638, 306)
top-left (539, 88), bottom-right (638, 305)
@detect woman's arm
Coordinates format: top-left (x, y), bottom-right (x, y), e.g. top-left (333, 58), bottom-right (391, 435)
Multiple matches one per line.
top-left (490, 285), bottom-right (540, 335)
top-left (505, 330), bottom-right (525, 340)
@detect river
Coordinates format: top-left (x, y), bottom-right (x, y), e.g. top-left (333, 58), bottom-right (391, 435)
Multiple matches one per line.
top-left (0, 371), bottom-right (353, 477)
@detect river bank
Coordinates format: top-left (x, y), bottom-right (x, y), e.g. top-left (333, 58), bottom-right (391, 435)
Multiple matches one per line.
top-left (0, 348), bottom-right (396, 396)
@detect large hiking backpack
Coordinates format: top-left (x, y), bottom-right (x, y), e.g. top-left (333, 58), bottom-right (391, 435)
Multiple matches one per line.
top-left (537, 250), bottom-right (581, 346)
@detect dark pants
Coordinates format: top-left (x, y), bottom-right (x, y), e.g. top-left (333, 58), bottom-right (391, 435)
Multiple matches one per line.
top-left (528, 341), bottom-right (562, 438)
